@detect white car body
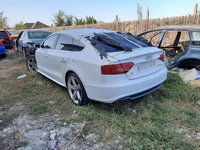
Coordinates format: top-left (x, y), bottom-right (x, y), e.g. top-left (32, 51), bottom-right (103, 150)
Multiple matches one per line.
top-left (35, 29), bottom-right (167, 103)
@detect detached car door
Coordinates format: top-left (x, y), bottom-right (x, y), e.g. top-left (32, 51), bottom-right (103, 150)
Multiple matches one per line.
top-left (36, 34), bottom-right (58, 75)
top-left (47, 34), bottom-right (84, 83)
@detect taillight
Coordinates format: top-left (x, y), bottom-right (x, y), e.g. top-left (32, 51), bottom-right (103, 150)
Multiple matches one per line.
top-left (9, 36), bottom-right (12, 42)
top-left (0, 41), bottom-right (3, 46)
top-left (159, 53), bottom-right (165, 62)
top-left (101, 62), bottom-right (134, 75)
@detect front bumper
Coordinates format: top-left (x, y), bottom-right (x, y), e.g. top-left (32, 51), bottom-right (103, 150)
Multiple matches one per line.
top-left (85, 67), bottom-right (167, 103)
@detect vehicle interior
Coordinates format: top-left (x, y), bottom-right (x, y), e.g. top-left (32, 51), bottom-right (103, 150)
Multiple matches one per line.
top-left (138, 30), bottom-right (190, 59)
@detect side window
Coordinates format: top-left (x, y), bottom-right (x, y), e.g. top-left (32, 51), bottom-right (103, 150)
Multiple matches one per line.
top-left (42, 35), bottom-right (58, 49)
top-left (56, 35), bottom-right (73, 50)
top-left (56, 34), bottom-right (84, 51)
top-left (139, 31), bottom-right (162, 46)
top-left (191, 32), bottom-right (200, 46)
top-left (72, 39), bottom-right (84, 51)
top-left (161, 31), bottom-right (178, 47)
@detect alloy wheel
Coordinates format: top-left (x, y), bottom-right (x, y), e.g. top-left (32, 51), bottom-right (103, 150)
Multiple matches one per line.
top-left (67, 76), bottom-right (82, 104)
top-left (27, 57), bottom-right (37, 71)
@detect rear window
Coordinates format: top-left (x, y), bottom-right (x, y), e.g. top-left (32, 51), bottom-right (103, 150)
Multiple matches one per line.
top-left (86, 32), bottom-right (148, 53)
top-left (28, 31), bottom-right (51, 39)
top-left (0, 31), bottom-right (8, 38)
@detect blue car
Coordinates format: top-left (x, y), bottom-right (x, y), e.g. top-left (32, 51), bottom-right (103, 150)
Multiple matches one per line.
top-left (0, 41), bottom-right (5, 55)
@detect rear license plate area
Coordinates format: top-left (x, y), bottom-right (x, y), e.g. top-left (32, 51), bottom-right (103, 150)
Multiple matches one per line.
top-left (137, 60), bottom-right (156, 71)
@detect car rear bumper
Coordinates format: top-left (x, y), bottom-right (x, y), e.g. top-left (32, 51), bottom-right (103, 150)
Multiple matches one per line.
top-left (85, 67), bottom-right (167, 103)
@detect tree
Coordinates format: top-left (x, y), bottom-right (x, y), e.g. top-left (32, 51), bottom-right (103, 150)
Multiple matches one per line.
top-left (14, 21), bottom-right (25, 30)
top-left (0, 12), bottom-right (8, 29)
top-left (137, 3), bottom-right (143, 20)
top-left (114, 15), bottom-right (120, 22)
top-left (146, 7), bottom-right (149, 20)
top-left (85, 16), bottom-right (97, 24)
top-left (65, 15), bottom-right (74, 26)
top-left (52, 10), bottom-right (65, 27)
top-left (74, 17), bottom-right (85, 25)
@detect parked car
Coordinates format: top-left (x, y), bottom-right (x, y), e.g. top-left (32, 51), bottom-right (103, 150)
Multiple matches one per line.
top-left (137, 25), bottom-right (200, 69)
top-left (0, 30), bottom-right (13, 49)
top-left (26, 29), bottom-right (167, 105)
top-left (15, 30), bottom-right (51, 57)
top-left (0, 41), bottom-right (5, 56)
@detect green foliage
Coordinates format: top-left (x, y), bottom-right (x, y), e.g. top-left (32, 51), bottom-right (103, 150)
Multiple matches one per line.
top-left (0, 12), bottom-right (8, 29)
top-left (52, 10), bottom-right (97, 26)
top-left (14, 21), bottom-right (25, 30)
top-left (52, 10), bottom-right (66, 27)
top-left (65, 15), bottom-right (74, 26)
top-left (85, 16), bottom-right (97, 24)
top-left (74, 17), bottom-right (86, 25)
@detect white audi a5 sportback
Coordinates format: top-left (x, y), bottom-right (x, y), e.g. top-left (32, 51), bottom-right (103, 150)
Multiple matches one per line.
top-left (27, 29), bottom-right (167, 105)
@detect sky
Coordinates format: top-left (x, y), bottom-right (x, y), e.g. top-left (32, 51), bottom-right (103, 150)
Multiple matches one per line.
top-left (1, 0), bottom-right (200, 27)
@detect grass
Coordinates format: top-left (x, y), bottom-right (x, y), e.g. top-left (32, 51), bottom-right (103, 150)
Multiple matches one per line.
top-left (0, 52), bottom-right (200, 149)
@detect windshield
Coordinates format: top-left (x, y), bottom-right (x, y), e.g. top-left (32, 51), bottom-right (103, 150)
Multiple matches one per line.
top-left (28, 31), bottom-right (51, 39)
top-left (86, 32), bottom-right (148, 53)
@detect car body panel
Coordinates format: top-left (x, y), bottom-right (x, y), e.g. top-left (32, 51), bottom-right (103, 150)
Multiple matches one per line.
top-left (35, 29), bottom-right (167, 103)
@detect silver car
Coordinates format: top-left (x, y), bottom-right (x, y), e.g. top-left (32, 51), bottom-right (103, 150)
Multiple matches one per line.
top-left (15, 30), bottom-right (51, 57)
top-left (137, 25), bottom-right (200, 69)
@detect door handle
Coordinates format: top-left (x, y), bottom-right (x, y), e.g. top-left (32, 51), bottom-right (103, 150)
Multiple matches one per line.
top-left (61, 58), bottom-right (66, 63)
top-left (61, 60), bottom-right (66, 63)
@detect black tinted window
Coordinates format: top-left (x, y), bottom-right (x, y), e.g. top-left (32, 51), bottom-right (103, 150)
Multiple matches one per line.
top-left (0, 31), bottom-right (8, 38)
top-left (56, 34), bottom-right (84, 51)
top-left (28, 31), bottom-right (51, 39)
top-left (42, 35), bottom-right (58, 49)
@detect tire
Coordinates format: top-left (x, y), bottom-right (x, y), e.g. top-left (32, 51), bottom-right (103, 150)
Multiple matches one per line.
top-left (26, 55), bottom-right (37, 71)
top-left (66, 73), bottom-right (90, 106)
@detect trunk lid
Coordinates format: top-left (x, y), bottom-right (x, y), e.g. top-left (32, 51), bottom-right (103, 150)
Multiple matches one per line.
top-left (107, 47), bottom-right (165, 80)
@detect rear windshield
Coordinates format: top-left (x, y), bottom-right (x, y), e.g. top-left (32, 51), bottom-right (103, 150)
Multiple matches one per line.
top-left (28, 31), bottom-right (51, 39)
top-left (0, 31), bottom-right (8, 38)
top-left (86, 32), bottom-right (148, 53)
top-left (190, 32), bottom-right (200, 46)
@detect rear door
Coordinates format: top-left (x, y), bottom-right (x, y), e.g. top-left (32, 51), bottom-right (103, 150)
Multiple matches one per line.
top-left (47, 34), bottom-right (84, 83)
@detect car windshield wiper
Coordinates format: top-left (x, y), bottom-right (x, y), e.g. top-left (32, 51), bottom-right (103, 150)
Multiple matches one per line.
top-left (94, 33), bottom-right (132, 52)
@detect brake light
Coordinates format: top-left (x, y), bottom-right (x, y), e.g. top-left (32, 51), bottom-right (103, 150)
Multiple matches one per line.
top-left (9, 36), bottom-right (12, 42)
top-left (0, 42), bottom-right (2, 46)
top-left (101, 62), bottom-right (134, 75)
top-left (159, 53), bottom-right (165, 62)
